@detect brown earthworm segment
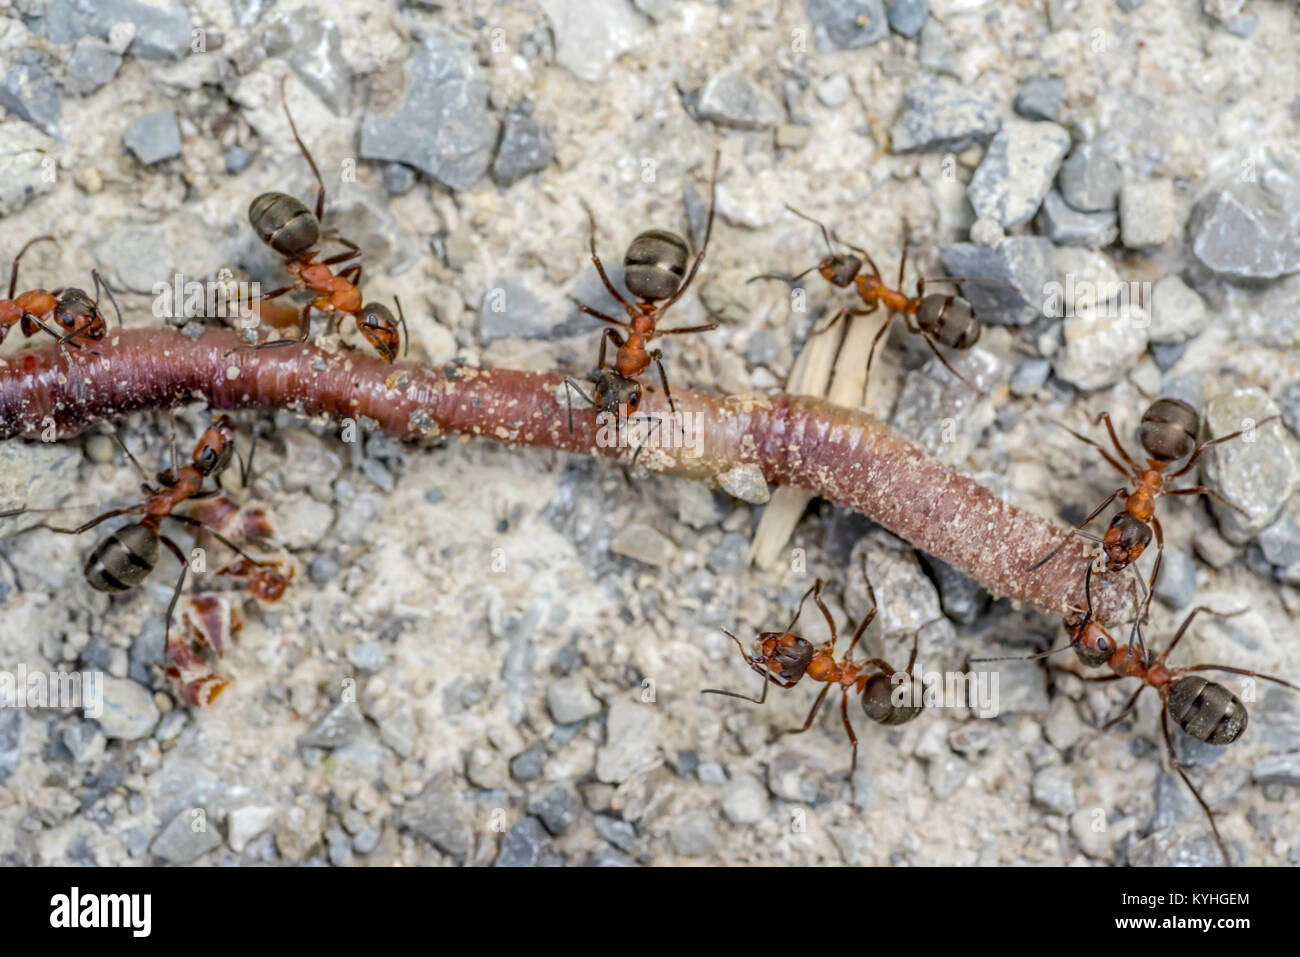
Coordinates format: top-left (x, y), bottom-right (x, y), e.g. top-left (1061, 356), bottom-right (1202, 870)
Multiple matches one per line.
top-left (0, 328), bottom-right (1138, 624)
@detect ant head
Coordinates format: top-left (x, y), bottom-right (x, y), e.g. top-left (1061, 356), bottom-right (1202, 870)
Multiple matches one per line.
top-left (818, 253), bottom-right (862, 287)
top-left (192, 417), bottom-right (237, 477)
top-left (1167, 675), bottom-right (1248, 745)
top-left (754, 632), bottom-right (815, 682)
top-left (359, 301), bottom-right (401, 362)
top-left (1139, 397), bottom-right (1200, 464)
top-left (591, 368), bottom-right (642, 417)
top-left (1070, 620), bottom-right (1119, 667)
top-left (1102, 513), bottom-right (1151, 568)
top-left (249, 191), bottom-right (320, 259)
top-left (623, 229), bottom-right (689, 301)
top-left (54, 289), bottom-right (105, 336)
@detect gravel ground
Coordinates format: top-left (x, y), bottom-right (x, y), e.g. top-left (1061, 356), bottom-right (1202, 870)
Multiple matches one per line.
top-left (1, 0), bottom-right (1299, 867)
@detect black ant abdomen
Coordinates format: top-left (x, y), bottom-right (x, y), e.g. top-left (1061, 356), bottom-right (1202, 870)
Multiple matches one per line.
top-left (84, 523), bottom-right (159, 592)
top-left (1167, 676), bottom-right (1248, 746)
top-left (915, 293), bottom-right (980, 350)
top-left (860, 673), bottom-right (922, 725)
top-left (623, 229), bottom-right (690, 301)
top-left (248, 191), bottom-right (320, 259)
top-left (1139, 397), bottom-right (1200, 463)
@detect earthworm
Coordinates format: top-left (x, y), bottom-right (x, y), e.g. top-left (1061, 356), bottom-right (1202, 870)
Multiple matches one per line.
top-left (0, 328), bottom-right (1138, 623)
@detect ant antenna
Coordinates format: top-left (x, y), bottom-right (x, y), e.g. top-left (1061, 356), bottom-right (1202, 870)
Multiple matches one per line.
top-left (393, 295), bottom-right (409, 357)
top-left (784, 205), bottom-right (836, 256)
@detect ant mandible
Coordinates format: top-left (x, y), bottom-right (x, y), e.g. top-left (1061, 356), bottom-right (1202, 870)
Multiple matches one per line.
top-left (0, 236), bottom-right (122, 349)
top-left (1027, 397), bottom-right (1277, 638)
top-left (979, 563), bottom-right (1299, 865)
top-left (563, 152), bottom-right (722, 426)
top-left (246, 76), bottom-right (407, 361)
top-left (751, 208), bottom-right (989, 386)
top-left (703, 559), bottom-right (942, 807)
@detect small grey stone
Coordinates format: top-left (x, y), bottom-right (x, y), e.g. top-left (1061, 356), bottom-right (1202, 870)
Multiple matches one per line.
top-left (491, 111), bottom-right (555, 186)
top-left (124, 111), bottom-right (181, 165)
top-left (262, 11), bottom-right (352, 114)
top-left (1057, 143), bottom-right (1122, 212)
top-left (479, 278), bottom-right (564, 344)
top-left (1148, 274), bottom-right (1208, 344)
top-left (1035, 189), bottom-right (1119, 247)
top-left (722, 773), bottom-right (770, 823)
top-left (968, 120), bottom-right (1071, 228)
top-left (64, 37), bottom-right (121, 96)
top-left (297, 701), bottom-right (366, 750)
top-left (348, 641), bottom-right (386, 673)
top-left (1014, 75), bottom-right (1062, 122)
top-left (352, 825), bottom-right (381, 854)
top-left (1119, 178), bottom-right (1176, 248)
top-left (697, 68), bottom-right (784, 131)
top-left (677, 482), bottom-right (726, 529)
top-left (151, 810), bottom-right (222, 864)
top-left (927, 754), bottom-right (969, 799)
top-left (307, 555), bottom-right (339, 583)
top-left (717, 463), bottom-right (770, 504)
top-left (1009, 358), bottom-right (1051, 397)
top-left (939, 237), bottom-right (1055, 325)
top-left (1252, 753), bottom-right (1300, 786)
top-left (918, 18), bottom-right (957, 76)
top-left (1225, 15), bottom-right (1255, 37)
top-left (982, 652), bottom-right (1050, 714)
top-left (890, 76), bottom-right (998, 154)
top-left (38, 0), bottom-right (193, 59)
top-left (382, 162), bottom-right (416, 195)
top-left (1044, 697), bottom-right (1086, 750)
top-left (1279, 380), bottom-right (1300, 437)
top-left (1194, 526), bottom-right (1238, 569)
top-left (669, 810), bottom-right (719, 857)
top-left (0, 57), bottom-right (61, 136)
top-left (0, 710), bottom-right (20, 786)
top-left (1152, 769), bottom-right (1193, 830)
top-left (593, 815), bottom-right (640, 854)
top-left (495, 818), bottom-right (545, 867)
top-left (1153, 546), bottom-right (1197, 609)
top-left (224, 146), bottom-right (252, 175)
top-left (1031, 765), bottom-right (1077, 815)
top-left (360, 30), bottom-right (497, 191)
top-left (91, 677), bottom-right (160, 741)
top-left (815, 74), bottom-right (851, 109)
top-left (1116, 0), bottom-right (1146, 9)
top-left (918, 553), bottom-right (987, 625)
top-left (1053, 303), bottom-right (1149, 390)
top-left (1127, 823), bottom-right (1225, 866)
top-left (885, 0), bottom-right (928, 37)
top-left (539, 0), bottom-right (648, 84)
top-left (527, 787), bottom-right (579, 836)
top-left (804, 0), bottom-right (889, 50)
top-left (1201, 390), bottom-right (1299, 544)
top-left (697, 761), bottom-right (727, 785)
top-left (591, 846), bottom-right (640, 867)
top-left (766, 750), bottom-right (825, 803)
top-left (595, 700), bottom-right (662, 783)
top-left (610, 522), bottom-right (676, 568)
top-left (400, 773), bottom-right (471, 859)
top-left (326, 826), bottom-right (353, 865)
top-left (1202, 0), bottom-right (1246, 23)
top-left (706, 532), bottom-right (749, 577)
top-left (1151, 341), bottom-right (1186, 371)
top-left (674, 749), bottom-right (699, 778)
top-left (1188, 165), bottom-right (1300, 280)
top-left (1258, 508), bottom-right (1300, 568)
top-left (546, 676), bottom-right (602, 725)
top-left (510, 742), bottom-right (547, 781)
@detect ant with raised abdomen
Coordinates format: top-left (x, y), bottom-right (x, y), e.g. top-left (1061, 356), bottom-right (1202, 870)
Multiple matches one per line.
top-left (976, 562), bottom-right (1299, 865)
top-left (563, 152), bottom-right (722, 428)
top-left (245, 76), bottom-right (406, 361)
top-left (703, 559), bottom-right (943, 806)
top-left (750, 208), bottom-right (990, 386)
top-left (1026, 398), bottom-right (1278, 641)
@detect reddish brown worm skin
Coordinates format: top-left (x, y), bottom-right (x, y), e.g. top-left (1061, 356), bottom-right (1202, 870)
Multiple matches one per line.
top-left (0, 328), bottom-right (1137, 623)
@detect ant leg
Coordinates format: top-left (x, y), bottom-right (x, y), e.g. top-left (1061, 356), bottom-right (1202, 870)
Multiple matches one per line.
top-left (8, 235), bottom-right (56, 298)
top-left (651, 349), bottom-right (676, 417)
top-left (238, 422), bottom-right (259, 487)
top-left (1166, 416), bottom-right (1281, 480)
top-left (1154, 605), bottom-right (1248, 665)
top-left (628, 413), bottom-right (664, 470)
top-left (41, 507), bottom-right (137, 536)
top-left (661, 151), bottom-right (721, 311)
top-left (864, 312), bottom-right (898, 386)
top-left (1100, 685), bottom-right (1145, 730)
top-left (1163, 485), bottom-right (1249, 518)
top-left (104, 425), bottom-right (153, 485)
top-left (166, 513), bottom-right (268, 566)
top-left (1094, 411), bottom-right (1140, 473)
top-left (322, 250), bottom-right (361, 269)
top-left (251, 283), bottom-right (299, 303)
top-left (840, 690), bottom-right (861, 807)
top-left (811, 579), bottom-right (839, 651)
top-left (845, 554), bottom-right (878, 658)
top-left (784, 581), bottom-right (819, 635)
top-left (1162, 706), bottom-right (1231, 865)
top-left (700, 629), bottom-right (774, 704)
top-left (279, 75), bottom-right (328, 221)
top-left (581, 203), bottom-right (636, 313)
top-left (1175, 664), bottom-right (1300, 693)
top-left (769, 683), bottom-right (831, 745)
top-left (657, 322), bottom-right (718, 336)
top-left (897, 217), bottom-right (909, 289)
top-left (570, 299), bottom-right (628, 328)
top-left (1025, 487), bottom-right (1130, 572)
top-left (562, 377), bottom-right (595, 434)
top-left (159, 535), bottom-right (190, 658)
top-left (1135, 516), bottom-right (1166, 637)
top-left (1049, 421), bottom-right (1133, 481)
top-left (391, 295), bottom-right (409, 357)
top-left (919, 332), bottom-right (973, 387)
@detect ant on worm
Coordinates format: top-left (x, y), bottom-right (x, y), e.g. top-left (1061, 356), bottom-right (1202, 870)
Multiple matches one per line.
top-left (703, 559), bottom-right (943, 806)
top-left (0, 236), bottom-right (122, 349)
top-left (246, 76), bottom-right (407, 361)
top-left (751, 209), bottom-right (991, 387)
top-left (563, 152), bottom-right (722, 430)
top-left (1027, 398), bottom-right (1276, 640)
top-left (977, 563), bottom-right (1298, 865)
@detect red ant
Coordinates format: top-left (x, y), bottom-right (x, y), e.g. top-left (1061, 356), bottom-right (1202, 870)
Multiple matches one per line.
top-left (0, 236), bottom-right (122, 349)
top-left (977, 563), bottom-right (1299, 865)
top-left (751, 209), bottom-right (992, 386)
top-left (245, 77), bottom-right (406, 361)
top-left (703, 560), bottom-right (942, 806)
top-left (1027, 398), bottom-right (1277, 639)
top-left (563, 152), bottom-right (721, 428)
top-left (3, 417), bottom-right (276, 674)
